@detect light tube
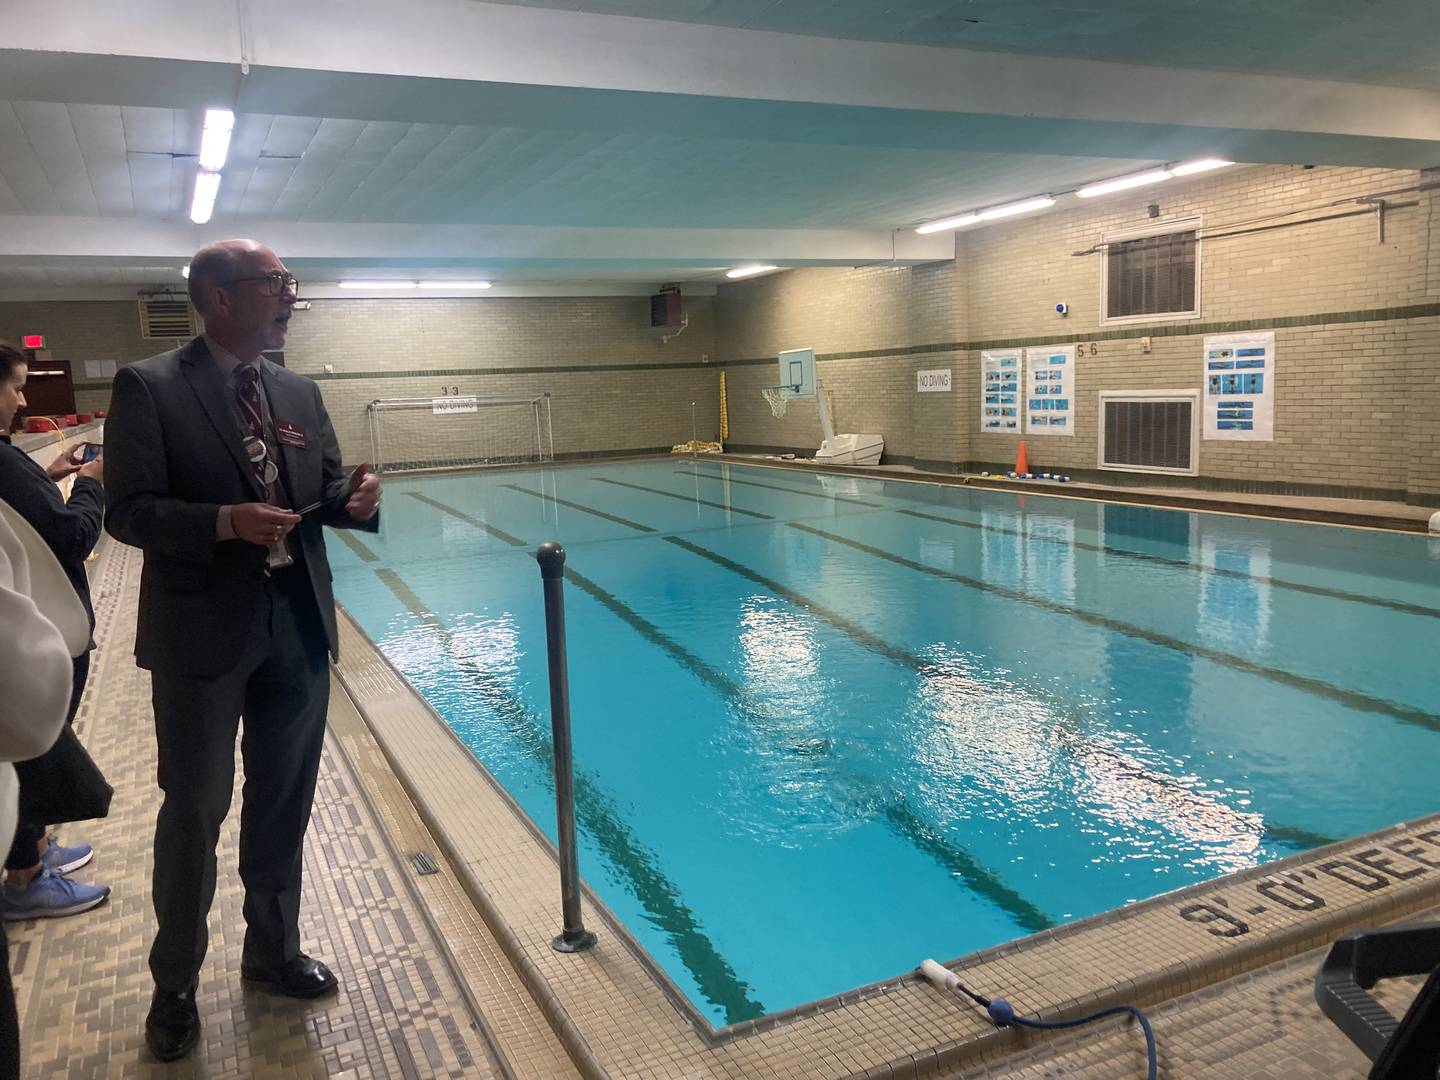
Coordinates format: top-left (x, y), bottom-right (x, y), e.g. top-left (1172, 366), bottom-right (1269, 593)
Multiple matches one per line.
top-left (198, 109), bottom-right (235, 171)
top-left (1171, 158), bottom-right (1235, 177)
top-left (1076, 168), bottom-right (1173, 198)
top-left (917, 196), bottom-right (1055, 234)
top-left (189, 171), bottom-right (221, 224)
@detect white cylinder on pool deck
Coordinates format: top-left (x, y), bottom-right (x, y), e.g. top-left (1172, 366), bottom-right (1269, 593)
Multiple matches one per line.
top-left (919, 959), bottom-right (963, 995)
top-left (1430, 511), bottom-right (1440, 535)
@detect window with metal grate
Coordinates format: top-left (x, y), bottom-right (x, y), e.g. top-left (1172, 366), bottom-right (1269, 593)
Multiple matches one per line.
top-left (1104, 230), bottom-right (1196, 319)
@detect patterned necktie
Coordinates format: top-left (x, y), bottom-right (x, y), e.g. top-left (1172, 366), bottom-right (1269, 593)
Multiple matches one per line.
top-left (234, 365), bottom-right (267, 488)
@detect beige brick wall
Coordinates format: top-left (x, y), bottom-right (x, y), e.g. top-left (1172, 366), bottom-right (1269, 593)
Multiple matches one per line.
top-left (286, 296), bottom-right (718, 461)
top-left (0, 300), bottom-right (190, 417)
top-left (716, 164), bottom-right (1439, 504)
top-left (963, 165), bottom-right (1430, 340)
top-left (716, 266), bottom-right (944, 463)
top-left (962, 164), bottom-right (1436, 500)
top-left (1, 294), bottom-right (720, 465)
top-left (1415, 170), bottom-right (1440, 501)
top-left (4, 163), bottom-right (1435, 502)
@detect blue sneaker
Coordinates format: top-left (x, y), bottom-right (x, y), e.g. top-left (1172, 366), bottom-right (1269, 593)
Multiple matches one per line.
top-left (2, 868), bottom-right (110, 920)
top-left (41, 835), bottom-right (93, 875)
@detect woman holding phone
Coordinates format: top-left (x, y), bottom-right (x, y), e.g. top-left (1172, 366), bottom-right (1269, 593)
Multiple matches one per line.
top-left (0, 340), bottom-right (110, 920)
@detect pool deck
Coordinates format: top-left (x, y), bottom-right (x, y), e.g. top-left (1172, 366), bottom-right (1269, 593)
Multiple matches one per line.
top-left (721, 453), bottom-right (1438, 534)
top-left (11, 481), bottom-right (1440, 1077)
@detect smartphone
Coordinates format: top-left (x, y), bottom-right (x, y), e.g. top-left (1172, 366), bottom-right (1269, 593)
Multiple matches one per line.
top-left (79, 442), bottom-right (103, 463)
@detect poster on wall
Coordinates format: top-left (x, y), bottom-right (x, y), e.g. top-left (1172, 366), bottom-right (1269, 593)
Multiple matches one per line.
top-left (1203, 331), bottom-right (1274, 441)
top-left (979, 350), bottom-right (1022, 432)
top-left (1024, 345), bottom-right (1075, 436)
top-left (916, 368), bottom-right (952, 392)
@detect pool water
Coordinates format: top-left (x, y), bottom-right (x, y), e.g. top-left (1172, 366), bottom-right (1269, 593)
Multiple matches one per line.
top-left (326, 458), bottom-right (1440, 1027)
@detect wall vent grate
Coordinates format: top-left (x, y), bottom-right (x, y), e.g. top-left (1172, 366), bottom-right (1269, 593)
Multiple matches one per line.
top-left (138, 298), bottom-right (197, 340)
top-left (1100, 393), bottom-right (1198, 476)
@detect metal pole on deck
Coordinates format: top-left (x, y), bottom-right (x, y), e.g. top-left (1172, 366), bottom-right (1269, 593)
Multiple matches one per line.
top-left (535, 541), bottom-right (598, 953)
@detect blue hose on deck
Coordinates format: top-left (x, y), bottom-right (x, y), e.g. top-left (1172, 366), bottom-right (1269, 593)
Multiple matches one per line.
top-left (919, 958), bottom-right (1158, 1080)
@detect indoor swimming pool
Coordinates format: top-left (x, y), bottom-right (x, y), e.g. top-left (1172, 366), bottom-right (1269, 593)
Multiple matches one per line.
top-left (326, 458), bottom-right (1440, 1027)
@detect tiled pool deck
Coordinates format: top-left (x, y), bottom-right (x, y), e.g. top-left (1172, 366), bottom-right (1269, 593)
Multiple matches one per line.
top-left (10, 479), bottom-right (1438, 1077)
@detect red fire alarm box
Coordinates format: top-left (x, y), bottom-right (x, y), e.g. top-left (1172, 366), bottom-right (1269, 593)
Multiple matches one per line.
top-left (20, 334), bottom-right (45, 350)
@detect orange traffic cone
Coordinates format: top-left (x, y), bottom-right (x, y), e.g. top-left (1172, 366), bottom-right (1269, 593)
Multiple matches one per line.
top-left (1014, 440), bottom-right (1029, 475)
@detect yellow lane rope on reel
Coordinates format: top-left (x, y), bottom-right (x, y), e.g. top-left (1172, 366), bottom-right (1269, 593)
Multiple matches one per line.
top-left (719, 371), bottom-right (729, 444)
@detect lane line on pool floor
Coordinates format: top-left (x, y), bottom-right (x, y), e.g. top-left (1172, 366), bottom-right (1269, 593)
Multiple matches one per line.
top-left (663, 533), bottom-right (1335, 854)
top-left (393, 492), bottom-right (1056, 934)
top-left (592, 476), bottom-right (774, 519)
top-left (347, 502), bottom-right (1338, 854)
top-left (561, 567), bottom-right (1056, 935)
top-left (895, 507), bottom-right (1440, 621)
top-left (789, 521), bottom-right (1440, 732)
top-left (339, 507), bottom-right (1338, 852)
top-left (332, 527), bottom-right (381, 562)
top-left (406, 492), bottom-right (529, 547)
top-left (502, 483), bottom-right (657, 533)
top-left (371, 565), bottom-right (768, 1025)
top-left (676, 460), bottom-right (1440, 622)
top-left (674, 468), bottom-right (884, 508)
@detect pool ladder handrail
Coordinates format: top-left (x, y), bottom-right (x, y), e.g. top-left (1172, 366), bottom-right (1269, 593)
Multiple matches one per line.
top-left (537, 540), bottom-right (598, 954)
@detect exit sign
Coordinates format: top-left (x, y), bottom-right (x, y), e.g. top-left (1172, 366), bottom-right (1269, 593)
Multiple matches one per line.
top-left (20, 334), bottom-right (45, 349)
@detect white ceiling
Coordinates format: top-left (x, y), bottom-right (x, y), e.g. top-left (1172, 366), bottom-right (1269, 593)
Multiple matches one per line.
top-left (482, 0), bottom-right (1440, 90)
top-left (0, 103), bottom-right (1156, 228)
top-left (0, 0), bottom-right (1437, 298)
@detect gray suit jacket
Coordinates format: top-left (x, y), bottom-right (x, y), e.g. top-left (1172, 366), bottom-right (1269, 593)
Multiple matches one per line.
top-left (104, 337), bottom-right (378, 677)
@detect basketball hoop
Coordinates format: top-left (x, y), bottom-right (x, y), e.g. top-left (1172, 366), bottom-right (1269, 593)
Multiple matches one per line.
top-left (761, 384), bottom-right (799, 418)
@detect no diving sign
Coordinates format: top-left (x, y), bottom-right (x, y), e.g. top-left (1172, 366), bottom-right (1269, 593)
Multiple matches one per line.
top-left (916, 368), bottom-right (952, 393)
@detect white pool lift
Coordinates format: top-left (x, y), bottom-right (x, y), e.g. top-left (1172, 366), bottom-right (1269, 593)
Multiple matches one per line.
top-left (811, 381), bottom-right (884, 467)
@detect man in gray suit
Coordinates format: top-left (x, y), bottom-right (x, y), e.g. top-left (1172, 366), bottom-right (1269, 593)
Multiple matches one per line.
top-left (104, 239), bottom-right (381, 1062)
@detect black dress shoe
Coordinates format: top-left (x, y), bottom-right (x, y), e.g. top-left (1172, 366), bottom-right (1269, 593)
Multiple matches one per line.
top-left (240, 953), bottom-right (339, 998)
top-left (145, 986), bottom-right (200, 1062)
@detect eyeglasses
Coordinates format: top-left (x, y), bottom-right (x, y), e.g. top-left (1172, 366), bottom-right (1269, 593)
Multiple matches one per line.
top-left (222, 271), bottom-right (299, 297)
top-left (242, 435), bottom-right (280, 485)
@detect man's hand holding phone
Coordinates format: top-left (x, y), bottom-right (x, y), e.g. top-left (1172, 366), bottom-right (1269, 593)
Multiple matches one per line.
top-left (344, 464), bottom-right (380, 522)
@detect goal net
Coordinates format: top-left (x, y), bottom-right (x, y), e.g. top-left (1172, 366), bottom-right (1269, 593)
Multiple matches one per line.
top-left (367, 394), bottom-right (554, 474)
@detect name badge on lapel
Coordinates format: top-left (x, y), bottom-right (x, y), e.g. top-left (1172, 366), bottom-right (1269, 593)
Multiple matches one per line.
top-left (275, 420), bottom-right (308, 448)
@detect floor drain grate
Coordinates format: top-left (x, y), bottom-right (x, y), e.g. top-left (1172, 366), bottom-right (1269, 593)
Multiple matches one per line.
top-left (410, 851), bottom-right (440, 876)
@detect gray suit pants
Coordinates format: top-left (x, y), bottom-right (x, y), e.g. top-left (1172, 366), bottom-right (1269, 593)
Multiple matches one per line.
top-left (148, 567), bottom-right (329, 993)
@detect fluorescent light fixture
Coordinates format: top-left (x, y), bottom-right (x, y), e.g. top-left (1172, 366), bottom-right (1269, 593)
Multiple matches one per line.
top-left (198, 108), bottom-right (235, 171)
top-left (338, 280), bottom-right (420, 289)
top-left (180, 266), bottom-right (190, 279)
top-left (726, 264), bottom-right (778, 279)
top-left (1076, 168), bottom-right (1173, 198)
top-left (916, 212), bottom-right (981, 234)
top-left (421, 280), bottom-right (492, 289)
top-left (979, 196), bottom-right (1056, 221)
top-left (1171, 158), bottom-right (1235, 177)
top-left (916, 195), bottom-right (1056, 234)
top-left (189, 170), bottom-right (221, 224)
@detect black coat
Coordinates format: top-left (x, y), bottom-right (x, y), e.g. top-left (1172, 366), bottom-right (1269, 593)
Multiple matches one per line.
top-left (104, 337), bottom-right (378, 677)
top-left (0, 436), bottom-right (102, 635)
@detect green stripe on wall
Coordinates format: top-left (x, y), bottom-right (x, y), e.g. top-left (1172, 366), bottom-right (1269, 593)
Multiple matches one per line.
top-left (68, 301), bottom-right (1439, 390)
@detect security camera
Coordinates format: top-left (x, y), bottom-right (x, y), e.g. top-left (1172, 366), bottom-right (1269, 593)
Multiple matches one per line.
top-left (1055, 302), bottom-right (1069, 316)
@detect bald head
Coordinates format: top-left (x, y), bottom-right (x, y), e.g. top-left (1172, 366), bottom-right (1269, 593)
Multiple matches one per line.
top-left (186, 239), bottom-right (296, 361)
top-left (187, 239), bottom-right (269, 315)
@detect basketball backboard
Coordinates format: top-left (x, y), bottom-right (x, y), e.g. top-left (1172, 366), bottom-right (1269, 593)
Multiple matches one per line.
top-left (777, 348), bottom-right (816, 398)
